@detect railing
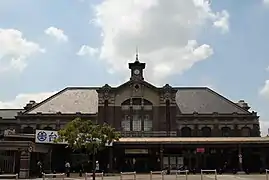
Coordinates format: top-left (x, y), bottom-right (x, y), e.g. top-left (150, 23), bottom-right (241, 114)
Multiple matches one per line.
top-left (0, 174), bottom-right (18, 179)
top-left (119, 131), bottom-right (177, 137)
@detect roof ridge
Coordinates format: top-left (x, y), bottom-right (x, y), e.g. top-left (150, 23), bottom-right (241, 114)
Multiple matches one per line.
top-left (174, 86), bottom-right (208, 90)
top-left (65, 86), bottom-right (100, 90)
top-left (22, 88), bottom-right (69, 114)
top-left (0, 109), bottom-right (23, 110)
top-left (205, 87), bottom-right (251, 114)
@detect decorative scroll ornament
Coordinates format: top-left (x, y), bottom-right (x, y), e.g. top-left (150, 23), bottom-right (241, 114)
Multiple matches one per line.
top-left (162, 84), bottom-right (173, 101)
top-left (4, 128), bottom-right (15, 135)
top-left (101, 84), bottom-right (111, 100)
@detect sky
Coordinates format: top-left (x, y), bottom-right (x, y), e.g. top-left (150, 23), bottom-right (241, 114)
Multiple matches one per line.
top-left (1, 0), bottom-right (269, 135)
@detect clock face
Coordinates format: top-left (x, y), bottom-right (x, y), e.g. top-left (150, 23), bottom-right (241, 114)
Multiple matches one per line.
top-left (134, 69), bottom-right (140, 75)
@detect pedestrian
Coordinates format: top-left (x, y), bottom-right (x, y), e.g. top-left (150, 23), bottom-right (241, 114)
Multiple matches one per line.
top-left (65, 161), bottom-right (71, 177)
top-left (37, 160), bottom-right (43, 178)
top-left (95, 161), bottom-right (100, 173)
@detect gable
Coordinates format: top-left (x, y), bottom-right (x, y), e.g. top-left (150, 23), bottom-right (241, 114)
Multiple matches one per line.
top-left (116, 80), bottom-right (158, 91)
top-left (114, 80), bottom-right (160, 106)
top-left (25, 88), bottom-right (98, 114)
top-left (176, 88), bottom-right (250, 114)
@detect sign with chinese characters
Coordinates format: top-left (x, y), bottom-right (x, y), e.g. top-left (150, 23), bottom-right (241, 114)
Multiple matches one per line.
top-left (35, 130), bottom-right (66, 144)
top-left (35, 130), bottom-right (113, 146)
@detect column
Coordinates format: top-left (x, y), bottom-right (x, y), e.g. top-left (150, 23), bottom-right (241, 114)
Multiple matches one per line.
top-left (130, 99), bottom-right (133, 131)
top-left (160, 146), bottom-right (164, 170)
top-left (19, 150), bottom-right (30, 179)
top-left (43, 150), bottom-right (52, 173)
top-left (260, 149), bottom-right (266, 170)
top-left (238, 145), bottom-right (243, 172)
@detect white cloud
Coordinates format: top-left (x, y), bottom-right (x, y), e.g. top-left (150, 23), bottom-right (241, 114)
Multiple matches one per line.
top-left (264, 0), bottom-right (269, 6)
top-left (93, 0), bottom-right (229, 84)
top-left (44, 27), bottom-right (68, 42)
top-left (213, 10), bottom-right (229, 33)
top-left (0, 91), bottom-right (56, 109)
top-left (259, 80), bottom-right (269, 99)
top-left (77, 45), bottom-right (99, 57)
top-left (0, 29), bottom-right (45, 73)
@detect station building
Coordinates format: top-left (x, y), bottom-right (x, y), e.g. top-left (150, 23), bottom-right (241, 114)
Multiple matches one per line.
top-left (0, 56), bottom-right (268, 178)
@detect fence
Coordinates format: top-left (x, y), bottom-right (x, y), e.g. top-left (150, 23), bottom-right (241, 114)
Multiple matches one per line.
top-left (42, 173), bottom-right (65, 180)
top-left (120, 172), bottom-right (136, 180)
top-left (0, 174), bottom-right (18, 179)
top-left (176, 170), bottom-right (189, 180)
top-left (201, 169), bottom-right (217, 180)
top-left (0, 151), bottom-right (15, 173)
top-left (149, 171), bottom-right (164, 180)
top-left (266, 169), bottom-right (269, 180)
top-left (85, 172), bottom-right (104, 180)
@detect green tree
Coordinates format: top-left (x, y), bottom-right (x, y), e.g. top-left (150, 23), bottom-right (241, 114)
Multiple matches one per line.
top-left (56, 118), bottom-right (120, 180)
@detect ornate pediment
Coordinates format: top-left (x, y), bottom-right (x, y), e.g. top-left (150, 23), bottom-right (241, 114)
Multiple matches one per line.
top-left (101, 84), bottom-right (111, 100)
top-left (160, 84), bottom-right (176, 103)
top-left (98, 84), bottom-right (114, 104)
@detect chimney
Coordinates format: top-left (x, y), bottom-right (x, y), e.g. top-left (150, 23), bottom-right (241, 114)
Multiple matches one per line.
top-left (237, 100), bottom-right (250, 110)
top-left (24, 100), bottom-right (36, 110)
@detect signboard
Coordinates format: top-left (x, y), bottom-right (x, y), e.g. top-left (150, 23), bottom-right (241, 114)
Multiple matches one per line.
top-left (125, 149), bottom-right (148, 154)
top-left (35, 130), bottom-right (113, 146)
top-left (196, 148), bottom-right (205, 153)
top-left (35, 130), bottom-right (65, 144)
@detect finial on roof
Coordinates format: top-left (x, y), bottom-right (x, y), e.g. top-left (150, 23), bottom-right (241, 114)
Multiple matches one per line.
top-left (135, 46), bottom-right (139, 62)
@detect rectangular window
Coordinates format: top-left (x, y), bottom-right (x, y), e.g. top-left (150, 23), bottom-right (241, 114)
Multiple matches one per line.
top-left (143, 115), bottom-right (152, 131)
top-left (132, 115), bottom-right (141, 131)
top-left (121, 115), bottom-right (130, 131)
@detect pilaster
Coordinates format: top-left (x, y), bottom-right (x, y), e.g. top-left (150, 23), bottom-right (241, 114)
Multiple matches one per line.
top-left (19, 150), bottom-right (30, 179)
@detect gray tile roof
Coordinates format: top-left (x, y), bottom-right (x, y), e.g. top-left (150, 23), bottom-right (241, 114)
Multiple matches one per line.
top-left (26, 88), bottom-right (98, 114)
top-left (24, 86), bottom-right (250, 115)
top-left (176, 88), bottom-right (250, 114)
top-left (0, 109), bottom-right (23, 119)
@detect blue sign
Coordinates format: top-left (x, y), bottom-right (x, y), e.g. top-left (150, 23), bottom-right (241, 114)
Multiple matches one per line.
top-left (37, 131), bottom-right (47, 142)
top-left (35, 130), bottom-right (67, 144)
top-left (48, 132), bottom-right (58, 142)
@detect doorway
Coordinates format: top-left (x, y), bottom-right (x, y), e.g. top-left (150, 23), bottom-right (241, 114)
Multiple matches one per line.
top-left (124, 155), bottom-right (150, 172)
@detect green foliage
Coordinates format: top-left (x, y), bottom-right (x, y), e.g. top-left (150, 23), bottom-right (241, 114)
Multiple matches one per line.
top-left (56, 118), bottom-right (120, 154)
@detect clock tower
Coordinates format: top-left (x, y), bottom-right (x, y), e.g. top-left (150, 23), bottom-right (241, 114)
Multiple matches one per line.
top-left (128, 52), bottom-right (145, 81)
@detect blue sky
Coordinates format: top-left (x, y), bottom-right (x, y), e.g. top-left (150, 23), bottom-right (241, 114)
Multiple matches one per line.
top-left (0, 0), bottom-right (269, 134)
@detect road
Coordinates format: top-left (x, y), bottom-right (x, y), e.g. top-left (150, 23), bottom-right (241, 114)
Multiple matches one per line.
top-left (33, 174), bottom-right (268, 180)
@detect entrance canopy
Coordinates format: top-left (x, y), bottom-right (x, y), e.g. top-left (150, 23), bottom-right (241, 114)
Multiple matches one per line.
top-left (116, 137), bottom-right (269, 145)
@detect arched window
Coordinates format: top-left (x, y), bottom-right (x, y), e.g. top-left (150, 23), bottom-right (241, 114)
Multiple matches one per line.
top-left (144, 115), bottom-right (152, 131)
top-left (121, 98), bottom-right (153, 131)
top-left (121, 115), bottom-right (131, 131)
top-left (122, 99), bottom-right (131, 105)
top-left (201, 127), bottom-right (211, 137)
top-left (221, 127), bottom-right (231, 137)
top-left (241, 127), bottom-right (251, 137)
top-left (181, 127), bottom-right (192, 137)
top-left (22, 126), bottom-right (34, 134)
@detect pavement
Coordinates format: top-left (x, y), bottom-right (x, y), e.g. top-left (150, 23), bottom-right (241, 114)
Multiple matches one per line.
top-left (30, 174), bottom-right (269, 180)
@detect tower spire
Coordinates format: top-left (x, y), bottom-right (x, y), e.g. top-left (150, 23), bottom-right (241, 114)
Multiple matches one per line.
top-left (135, 46), bottom-right (139, 62)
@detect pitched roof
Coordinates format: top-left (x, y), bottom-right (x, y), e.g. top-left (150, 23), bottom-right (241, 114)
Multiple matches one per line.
top-left (22, 85), bottom-right (251, 115)
top-left (0, 109), bottom-right (23, 119)
top-left (176, 87), bottom-right (250, 114)
top-left (25, 88), bottom-right (98, 114)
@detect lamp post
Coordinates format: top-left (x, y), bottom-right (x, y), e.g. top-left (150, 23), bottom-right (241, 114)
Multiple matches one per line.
top-left (91, 138), bottom-right (102, 180)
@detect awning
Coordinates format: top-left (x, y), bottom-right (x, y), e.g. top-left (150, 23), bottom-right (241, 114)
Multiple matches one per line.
top-left (0, 140), bottom-right (34, 151)
top-left (115, 137), bottom-right (269, 144)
